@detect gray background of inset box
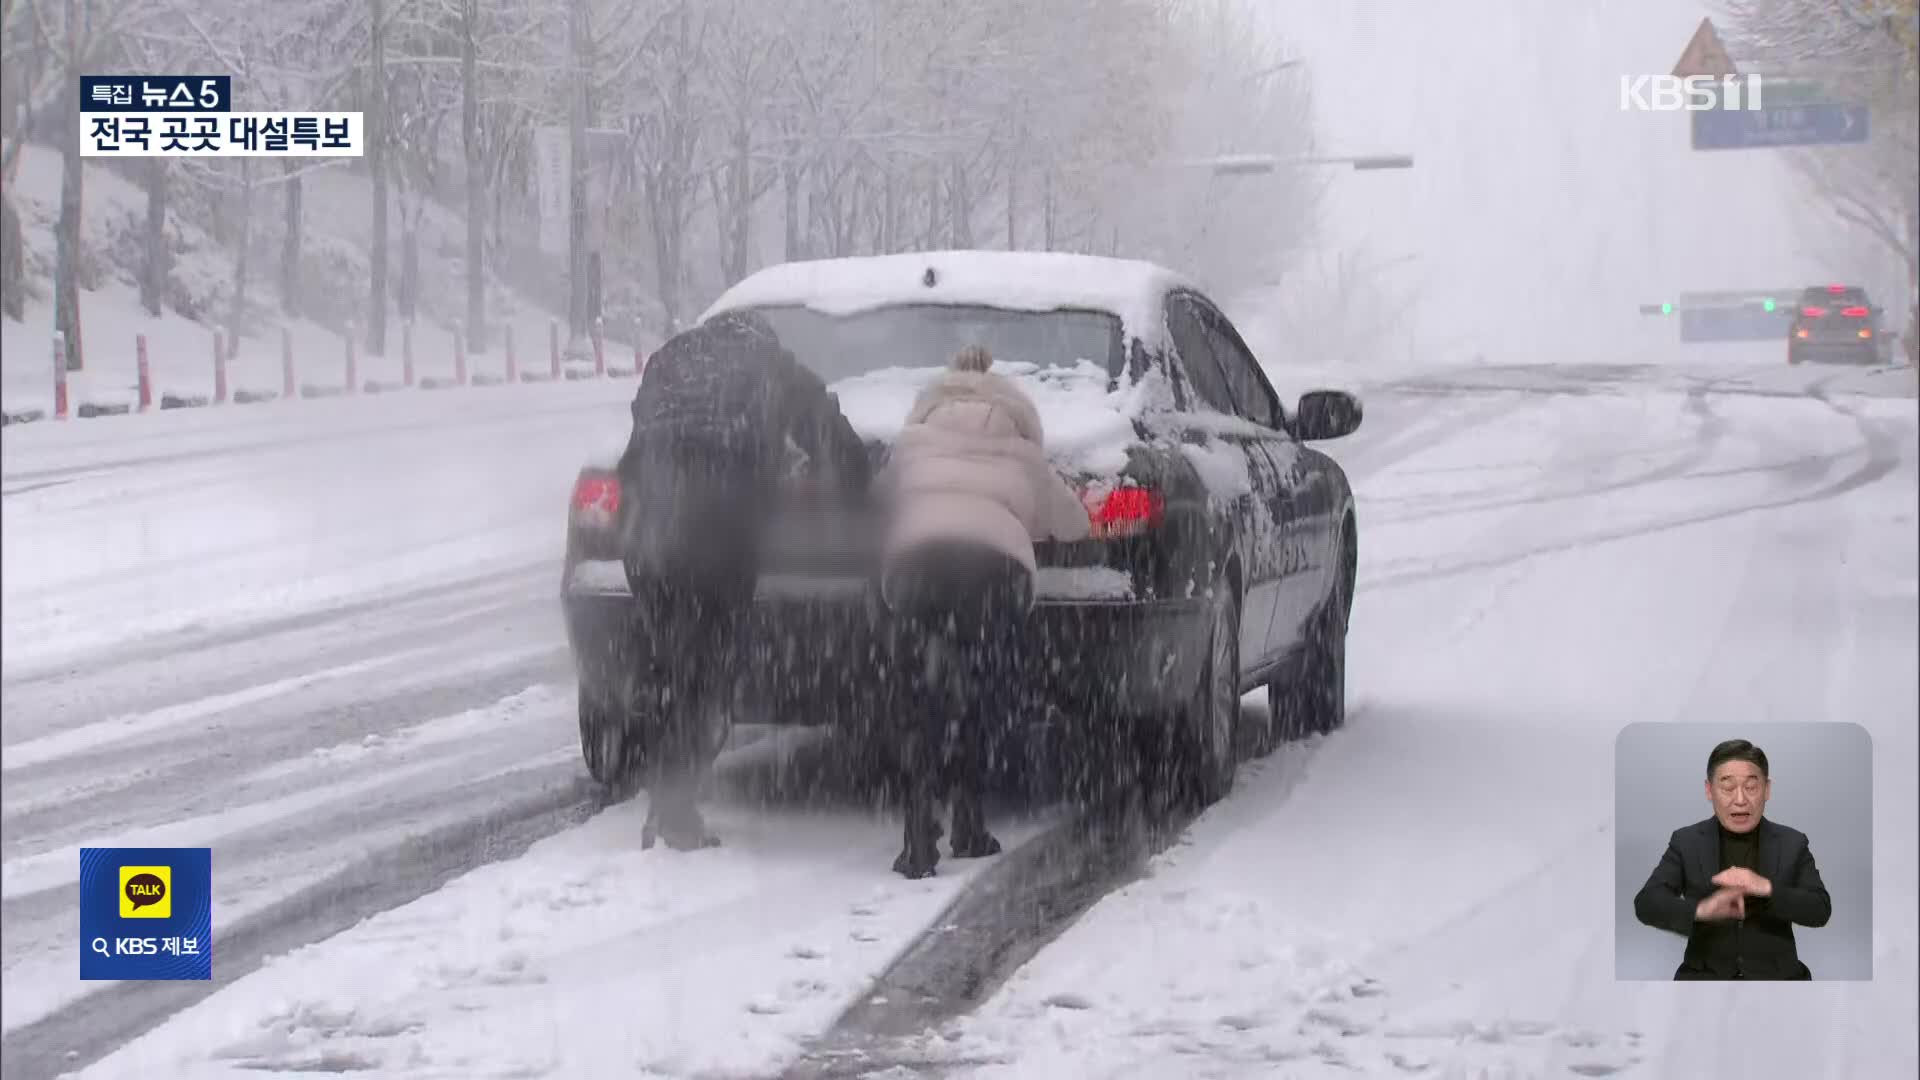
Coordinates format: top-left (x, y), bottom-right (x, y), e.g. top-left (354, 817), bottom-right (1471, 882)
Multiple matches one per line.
top-left (1614, 721), bottom-right (1873, 981)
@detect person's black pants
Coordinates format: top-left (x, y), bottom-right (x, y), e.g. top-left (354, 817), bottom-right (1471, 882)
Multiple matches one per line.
top-left (883, 541), bottom-right (1033, 866)
top-left (631, 569), bottom-right (753, 770)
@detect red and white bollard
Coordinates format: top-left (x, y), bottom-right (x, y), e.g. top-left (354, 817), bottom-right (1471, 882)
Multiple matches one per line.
top-left (453, 324), bottom-right (468, 386)
top-left (592, 317), bottom-right (606, 377)
top-left (52, 332), bottom-right (69, 420)
top-left (213, 331), bottom-right (229, 405)
top-left (281, 326), bottom-right (296, 399)
top-left (345, 323), bottom-right (359, 395)
top-left (403, 321), bottom-right (417, 388)
top-left (504, 325), bottom-right (517, 383)
top-left (548, 319), bottom-right (561, 380)
top-left (136, 333), bottom-right (153, 411)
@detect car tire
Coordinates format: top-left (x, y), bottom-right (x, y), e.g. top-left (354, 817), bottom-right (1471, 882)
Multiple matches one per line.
top-left (1270, 529), bottom-right (1353, 741)
top-left (1262, 672), bottom-right (1306, 754)
top-left (578, 687), bottom-right (628, 787)
top-left (578, 687), bottom-right (658, 794)
top-left (1144, 584), bottom-right (1240, 815)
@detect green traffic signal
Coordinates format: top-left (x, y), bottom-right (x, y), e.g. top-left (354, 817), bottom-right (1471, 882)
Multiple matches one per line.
top-left (1661, 303), bottom-right (1673, 315)
top-left (1762, 298), bottom-right (1776, 312)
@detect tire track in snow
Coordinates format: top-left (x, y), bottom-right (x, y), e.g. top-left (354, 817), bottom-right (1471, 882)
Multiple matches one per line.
top-left (1367, 380), bottom-right (1729, 526)
top-left (1337, 386), bottom-right (1537, 481)
top-left (0, 766), bottom-right (600, 1080)
top-left (782, 795), bottom-right (1171, 1080)
top-left (0, 561), bottom-right (552, 690)
top-left (5, 727), bottom-right (943, 1078)
top-left (2, 568), bottom-right (575, 1040)
top-left (1361, 383), bottom-right (1907, 593)
top-left (1, 647), bottom-right (570, 857)
top-left (785, 703), bottom-right (1305, 1078)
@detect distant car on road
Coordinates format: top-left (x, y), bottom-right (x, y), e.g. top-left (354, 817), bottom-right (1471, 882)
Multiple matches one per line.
top-left (1788, 284), bottom-right (1882, 365)
top-left (560, 251), bottom-right (1366, 812)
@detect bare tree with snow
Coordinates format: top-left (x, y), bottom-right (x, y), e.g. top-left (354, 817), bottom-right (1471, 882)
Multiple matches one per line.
top-left (18, 0), bottom-right (175, 367)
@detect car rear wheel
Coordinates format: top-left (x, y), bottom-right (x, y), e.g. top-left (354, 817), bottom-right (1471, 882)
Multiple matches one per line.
top-left (578, 687), bottom-right (631, 788)
top-left (1268, 529), bottom-right (1353, 743)
top-left (578, 687), bottom-right (667, 796)
top-left (1143, 585), bottom-right (1239, 815)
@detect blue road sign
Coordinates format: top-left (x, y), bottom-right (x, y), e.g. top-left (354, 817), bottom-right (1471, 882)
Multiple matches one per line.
top-left (1693, 103), bottom-right (1869, 150)
top-left (1679, 305), bottom-right (1795, 343)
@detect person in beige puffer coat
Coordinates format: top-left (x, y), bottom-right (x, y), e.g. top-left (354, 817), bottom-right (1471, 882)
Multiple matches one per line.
top-left (877, 344), bottom-right (1092, 878)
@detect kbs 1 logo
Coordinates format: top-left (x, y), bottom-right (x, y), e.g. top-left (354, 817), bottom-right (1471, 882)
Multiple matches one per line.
top-left (1619, 74), bottom-right (1765, 112)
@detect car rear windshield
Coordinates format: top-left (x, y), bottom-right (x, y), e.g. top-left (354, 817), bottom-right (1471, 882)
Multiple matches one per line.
top-left (743, 303), bottom-right (1124, 383)
top-left (1801, 287), bottom-right (1869, 307)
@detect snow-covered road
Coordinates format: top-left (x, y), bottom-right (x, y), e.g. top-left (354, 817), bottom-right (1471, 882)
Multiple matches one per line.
top-left (920, 362), bottom-right (1920, 1080)
top-left (3, 359), bottom-right (1914, 1079)
top-left (1, 383), bottom-right (636, 1040)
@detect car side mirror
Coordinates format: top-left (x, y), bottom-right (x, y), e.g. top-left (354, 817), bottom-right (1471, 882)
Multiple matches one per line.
top-left (1293, 390), bottom-right (1362, 441)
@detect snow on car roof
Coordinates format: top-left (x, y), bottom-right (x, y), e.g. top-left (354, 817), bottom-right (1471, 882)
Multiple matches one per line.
top-left (700, 250), bottom-right (1193, 350)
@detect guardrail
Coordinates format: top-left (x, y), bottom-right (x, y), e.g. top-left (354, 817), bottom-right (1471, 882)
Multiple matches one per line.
top-left (3, 317), bottom-right (645, 427)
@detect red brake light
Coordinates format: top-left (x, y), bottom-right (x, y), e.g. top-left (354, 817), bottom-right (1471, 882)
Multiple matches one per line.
top-left (1086, 485), bottom-right (1165, 538)
top-left (1827, 284), bottom-right (1848, 294)
top-left (1801, 306), bottom-right (1828, 318)
top-left (571, 471), bottom-right (621, 529)
top-left (1841, 306), bottom-right (1869, 318)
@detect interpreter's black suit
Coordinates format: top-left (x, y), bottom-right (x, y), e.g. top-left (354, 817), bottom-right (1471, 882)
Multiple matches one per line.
top-left (1632, 817), bottom-right (1831, 980)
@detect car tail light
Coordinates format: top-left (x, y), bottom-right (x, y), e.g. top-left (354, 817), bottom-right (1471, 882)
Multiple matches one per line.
top-left (1802, 306), bottom-right (1828, 318)
top-left (1827, 284), bottom-right (1849, 294)
top-left (1841, 306), bottom-right (1869, 317)
top-left (1085, 485), bottom-right (1165, 539)
top-left (571, 470), bottom-right (621, 530)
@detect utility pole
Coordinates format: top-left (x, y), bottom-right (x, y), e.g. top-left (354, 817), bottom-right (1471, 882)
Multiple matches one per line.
top-left (566, 0), bottom-right (590, 356)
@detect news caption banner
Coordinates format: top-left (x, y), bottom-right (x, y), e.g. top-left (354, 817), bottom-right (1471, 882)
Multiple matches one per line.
top-left (79, 75), bottom-right (363, 158)
top-left (79, 847), bottom-right (213, 981)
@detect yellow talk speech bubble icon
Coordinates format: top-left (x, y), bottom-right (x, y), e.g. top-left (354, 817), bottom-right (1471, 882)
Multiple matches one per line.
top-left (119, 865), bottom-right (171, 919)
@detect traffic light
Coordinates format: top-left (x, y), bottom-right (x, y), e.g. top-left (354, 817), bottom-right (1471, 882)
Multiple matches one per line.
top-left (1762, 298), bottom-right (1776, 312)
top-left (1661, 302), bottom-right (1673, 315)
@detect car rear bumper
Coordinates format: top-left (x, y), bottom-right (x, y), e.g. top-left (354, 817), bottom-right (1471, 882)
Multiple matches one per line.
top-left (1789, 340), bottom-right (1879, 363)
top-left (562, 560), bottom-right (1210, 725)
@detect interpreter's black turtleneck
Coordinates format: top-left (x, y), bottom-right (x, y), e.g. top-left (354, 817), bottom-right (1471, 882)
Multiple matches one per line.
top-left (1718, 821), bottom-right (1760, 872)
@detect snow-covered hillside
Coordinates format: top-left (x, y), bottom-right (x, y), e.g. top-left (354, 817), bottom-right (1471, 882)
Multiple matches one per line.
top-left (1, 145), bottom-right (653, 419)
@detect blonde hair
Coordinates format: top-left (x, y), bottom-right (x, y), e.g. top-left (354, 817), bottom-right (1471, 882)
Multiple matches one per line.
top-left (952, 345), bottom-right (993, 373)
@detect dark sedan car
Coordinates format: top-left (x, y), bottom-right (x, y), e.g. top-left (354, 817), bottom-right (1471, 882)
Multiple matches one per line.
top-left (1788, 284), bottom-right (1882, 365)
top-left (561, 251), bottom-right (1362, 810)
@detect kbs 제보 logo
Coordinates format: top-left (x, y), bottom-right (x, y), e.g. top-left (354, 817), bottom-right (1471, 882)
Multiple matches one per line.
top-left (81, 847), bottom-right (212, 980)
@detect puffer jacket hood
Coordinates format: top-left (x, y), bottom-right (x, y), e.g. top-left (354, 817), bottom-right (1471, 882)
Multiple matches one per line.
top-left (878, 360), bottom-right (1092, 582)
